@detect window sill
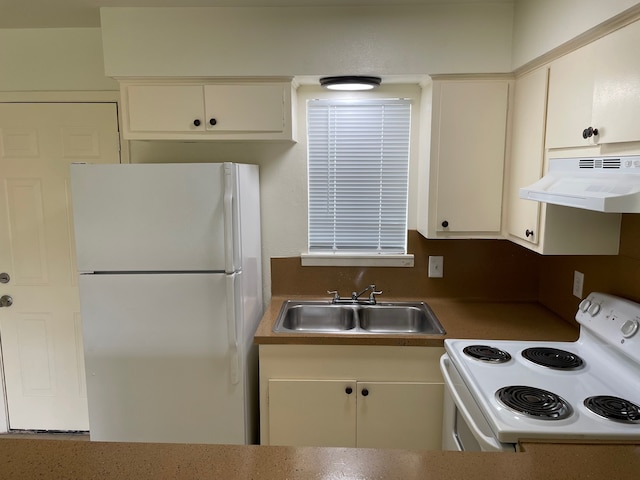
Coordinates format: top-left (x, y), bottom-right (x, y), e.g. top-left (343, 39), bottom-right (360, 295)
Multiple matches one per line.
top-left (300, 253), bottom-right (414, 267)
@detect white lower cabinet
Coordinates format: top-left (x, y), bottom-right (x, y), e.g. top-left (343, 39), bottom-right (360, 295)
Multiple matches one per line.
top-left (260, 345), bottom-right (445, 450)
top-left (269, 379), bottom-right (357, 447)
top-left (356, 381), bottom-right (443, 449)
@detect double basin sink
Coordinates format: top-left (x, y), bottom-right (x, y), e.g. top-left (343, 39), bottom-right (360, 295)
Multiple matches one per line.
top-left (273, 300), bottom-right (446, 335)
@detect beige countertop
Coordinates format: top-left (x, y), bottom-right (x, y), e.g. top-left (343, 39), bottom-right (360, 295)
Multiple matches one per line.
top-left (1, 438), bottom-right (639, 479)
top-left (254, 295), bottom-right (580, 346)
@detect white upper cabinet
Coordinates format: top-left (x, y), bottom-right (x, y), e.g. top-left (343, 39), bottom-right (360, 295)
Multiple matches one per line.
top-left (506, 49), bottom-right (623, 255)
top-left (546, 19), bottom-right (640, 149)
top-left (418, 78), bottom-right (510, 239)
top-left (545, 42), bottom-right (597, 149)
top-left (591, 19), bottom-right (640, 145)
top-left (505, 68), bottom-right (548, 245)
top-left (119, 79), bottom-right (296, 141)
top-left (203, 84), bottom-right (289, 134)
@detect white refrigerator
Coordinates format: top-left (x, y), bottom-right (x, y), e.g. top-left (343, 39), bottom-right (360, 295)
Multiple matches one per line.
top-left (70, 162), bottom-right (262, 444)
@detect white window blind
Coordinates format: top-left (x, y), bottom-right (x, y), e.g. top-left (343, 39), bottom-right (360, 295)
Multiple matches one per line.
top-left (307, 98), bottom-right (411, 253)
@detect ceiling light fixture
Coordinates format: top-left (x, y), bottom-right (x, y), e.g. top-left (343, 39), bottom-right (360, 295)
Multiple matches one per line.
top-left (319, 76), bottom-right (382, 91)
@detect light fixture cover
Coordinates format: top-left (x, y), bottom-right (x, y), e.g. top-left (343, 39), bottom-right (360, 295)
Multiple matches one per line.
top-left (320, 76), bottom-right (382, 91)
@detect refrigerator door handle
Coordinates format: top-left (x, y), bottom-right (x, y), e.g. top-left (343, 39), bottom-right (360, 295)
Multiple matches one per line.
top-left (226, 275), bottom-right (241, 385)
top-left (223, 163), bottom-right (237, 274)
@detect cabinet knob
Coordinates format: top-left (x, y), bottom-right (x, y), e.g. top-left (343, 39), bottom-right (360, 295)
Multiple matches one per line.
top-left (193, 119), bottom-right (201, 127)
top-left (441, 220), bottom-right (449, 228)
top-left (361, 388), bottom-right (369, 397)
top-left (0, 295), bottom-right (13, 308)
top-left (345, 387), bottom-right (353, 395)
top-left (525, 229), bottom-right (534, 238)
top-left (582, 126), bottom-right (599, 139)
top-left (209, 118), bottom-right (217, 126)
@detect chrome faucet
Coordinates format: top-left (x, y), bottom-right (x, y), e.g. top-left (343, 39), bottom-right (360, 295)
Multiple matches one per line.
top-left (328, 284), bottom-right (382, 304)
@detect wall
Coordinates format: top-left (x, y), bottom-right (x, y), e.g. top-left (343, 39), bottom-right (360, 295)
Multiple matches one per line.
top-left (100, 5), bottom-right (514, 77)
top-left (0, 28), bottom-right (117, 91)
top-left (511, 0), bottom-right (640, 69)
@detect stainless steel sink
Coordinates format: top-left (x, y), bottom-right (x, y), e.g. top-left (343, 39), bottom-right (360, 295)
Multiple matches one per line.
top-left (358, 305), bottom-right (444, 334)
top-left (280, 304), bottom-right (357, 332)
top-left (273, 301), bottom-right (445, 335)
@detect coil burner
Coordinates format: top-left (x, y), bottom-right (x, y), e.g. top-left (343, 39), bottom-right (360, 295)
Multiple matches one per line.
top-left (463, 345), bottom-right (512, 363)
top-left (521, 347), bottom-right (584, 370)
top-left (496, 385), bottom-right (573, 420)
top-left (584, 396), bottom-right (640, 424)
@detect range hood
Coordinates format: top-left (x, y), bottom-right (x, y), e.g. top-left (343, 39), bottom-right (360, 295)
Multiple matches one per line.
top-left (519, 156), bottom-right (640, 213)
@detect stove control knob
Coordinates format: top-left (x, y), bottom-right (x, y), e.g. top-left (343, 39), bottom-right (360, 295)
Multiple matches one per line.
top-left (588, 303), bottom-right (601, 316)
top-left (621, 319), bottom-right (639, 338)
top-left (579, 299), bottom-right (592, 312)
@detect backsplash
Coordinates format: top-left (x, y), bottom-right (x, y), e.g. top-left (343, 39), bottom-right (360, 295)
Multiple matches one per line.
top-left (538, 214), bottom-right (640, 323)
top-left (271, 230), bottom-right (540, 302)
top-left (272, 215), bottom-right (640, 326)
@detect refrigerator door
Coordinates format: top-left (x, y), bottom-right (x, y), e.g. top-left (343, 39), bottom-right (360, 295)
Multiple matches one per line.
top-left (71, 163), bottom-right (240, 273)
top-left (79, 272), bottom-right (247, 444)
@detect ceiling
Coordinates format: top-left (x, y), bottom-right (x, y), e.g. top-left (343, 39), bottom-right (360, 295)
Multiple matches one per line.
top-left (0, 0), bottom-right (514, 28)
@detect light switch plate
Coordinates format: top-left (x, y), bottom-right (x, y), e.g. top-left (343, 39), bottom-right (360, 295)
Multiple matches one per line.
top-left (428, 256), bottom-right (444, 278)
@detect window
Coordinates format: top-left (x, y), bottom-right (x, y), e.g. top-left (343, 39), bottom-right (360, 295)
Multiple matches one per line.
top-left (307, 98), bottom-right (411, 256)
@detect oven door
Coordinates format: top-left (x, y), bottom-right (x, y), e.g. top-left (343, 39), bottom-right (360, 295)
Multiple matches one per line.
top-left (440, 354), bottom-right (516, 452)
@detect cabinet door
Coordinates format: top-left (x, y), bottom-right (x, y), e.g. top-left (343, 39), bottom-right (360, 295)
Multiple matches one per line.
top-left (432, 81), bottom-right (508, 234)
top-left (506, 68), bottom-right (548, 244)
top-left (268, 379), bottom-right (356, 447)
top-left (592, 20), bottom-right (640, 144)
top-left (126, 85), bottom-right (205, 133)
top-left (204, 84), bottom-right (285, 133)
top-left (545, 43), bottom-right (597, 149)
top-left (356, 381), bottom-right (444, 450)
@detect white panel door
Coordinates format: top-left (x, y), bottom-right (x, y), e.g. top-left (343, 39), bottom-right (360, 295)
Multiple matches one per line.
top-left (71, 163), bottom-right (228, 272)
top-left (79, 272), bottom-right (246, 444)
top-left (0, 102), bottom-right (120, 430)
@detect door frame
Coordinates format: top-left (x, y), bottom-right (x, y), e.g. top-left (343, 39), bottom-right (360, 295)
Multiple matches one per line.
top-left (0, 90), bottom-right (127, 433)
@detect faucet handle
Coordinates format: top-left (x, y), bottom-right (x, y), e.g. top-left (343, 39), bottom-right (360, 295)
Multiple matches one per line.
top-left (368, 288), bottom-right (382, 304)
top-left (327, 290), bottom-right (340, 302)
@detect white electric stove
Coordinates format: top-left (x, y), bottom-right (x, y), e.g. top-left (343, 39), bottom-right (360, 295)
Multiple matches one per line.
top-left (440, 292), bottom-right (640, 451)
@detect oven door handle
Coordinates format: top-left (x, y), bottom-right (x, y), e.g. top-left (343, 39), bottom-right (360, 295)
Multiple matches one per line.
top-left (440, 355), bottom-right (508, 452)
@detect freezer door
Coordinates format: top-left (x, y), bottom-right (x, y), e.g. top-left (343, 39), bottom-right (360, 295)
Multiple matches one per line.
top-left (71, 163), bottom-right (231, 272)
top-left (79, 272), bottom-right (247, 444)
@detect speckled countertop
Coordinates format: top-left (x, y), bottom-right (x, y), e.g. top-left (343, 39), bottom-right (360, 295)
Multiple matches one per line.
top-left (254, 295), bottom-right (580, 346)
top-left (1, 438), bottom-right (639, 479)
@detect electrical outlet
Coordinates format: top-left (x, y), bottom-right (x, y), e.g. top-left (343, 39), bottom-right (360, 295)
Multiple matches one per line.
top-left (428, 256), bottom-right (444, 278)
top-left (573, 271), bottom-right (584, 298)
